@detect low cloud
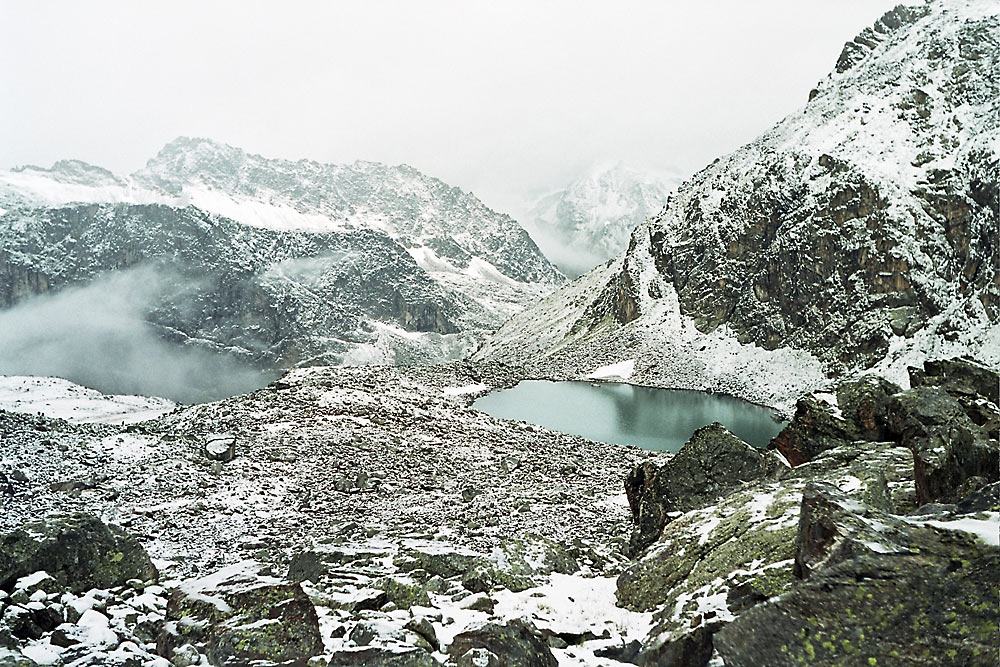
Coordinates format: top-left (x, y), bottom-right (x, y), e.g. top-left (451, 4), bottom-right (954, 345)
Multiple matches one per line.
top-left (0, 266), bottom-right (273, 404)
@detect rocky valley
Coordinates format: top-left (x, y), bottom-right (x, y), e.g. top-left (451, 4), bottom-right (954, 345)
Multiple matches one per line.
top-left (1, 0), bottom-right (998, 666)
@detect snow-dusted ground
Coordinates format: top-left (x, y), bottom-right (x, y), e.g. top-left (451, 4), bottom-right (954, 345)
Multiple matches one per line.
top-left (0, 375), bottom-right (175, 424)
top-left (0, 362), bottom-right (676, 666)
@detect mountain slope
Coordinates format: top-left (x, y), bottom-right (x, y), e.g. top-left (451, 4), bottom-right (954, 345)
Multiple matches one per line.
top-left (0, 141), bottom-right (563, 394)
top-left (526, 162), bottom-right (680, 276)
top-left (478, 0), bottom-right (999, 408)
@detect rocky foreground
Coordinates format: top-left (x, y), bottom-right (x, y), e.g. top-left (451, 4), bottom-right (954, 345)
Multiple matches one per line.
top-left (0, 357), bottom-right (998, 666)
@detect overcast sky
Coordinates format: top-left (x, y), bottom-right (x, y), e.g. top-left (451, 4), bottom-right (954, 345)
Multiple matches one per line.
top-left (1, 1), bottom-right (900, 214)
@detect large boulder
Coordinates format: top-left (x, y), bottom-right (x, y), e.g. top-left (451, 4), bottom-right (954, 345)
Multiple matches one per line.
top-left (158, 567), bottom-right (323, 667)
top-left (770, 396), bottom-right (861, 466)
top-left (887, 386), bottom-right (998, 504)
top-left (0, 513), bottom-right (157, 593)
top-left (327, 647), bottom-right (439, 666)
top-left (910, 357), bottom-right (1000, 435)
top-left (835, 375), bottom-right (902, 441)
top-left (910, 357), bottom-right (999, 405)
top-left (626, 423), bottom-right (765, 555)
top-left (634, 624), bottom-right (721, 667)
top-left (793, 482), bottom-right (921, 579)
top-left (617, 441), bottom-right (913, 628)
top-left (714, 483), bottom-right (1000, 666)
top-left (447, 619), bottom-right (557, 667)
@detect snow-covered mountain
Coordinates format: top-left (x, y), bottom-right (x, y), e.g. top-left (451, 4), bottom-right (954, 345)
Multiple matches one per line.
top-left (0, 139), bottom-right (563, 397)
top-left (478, 0), bottom-right (999, 408)
top-left (526, 162), bottom-right (680, 277)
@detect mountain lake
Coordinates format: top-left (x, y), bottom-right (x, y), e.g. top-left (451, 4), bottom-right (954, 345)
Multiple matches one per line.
top-left (473, 380), bottom-right (786, 452)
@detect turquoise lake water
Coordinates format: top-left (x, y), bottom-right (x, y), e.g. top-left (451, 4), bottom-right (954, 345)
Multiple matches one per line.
top-left (473, 380), bottom-right (785, 453)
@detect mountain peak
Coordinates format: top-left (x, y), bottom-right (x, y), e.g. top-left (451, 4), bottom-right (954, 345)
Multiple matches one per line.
top-left (11, 159), bottom-right (124, 187)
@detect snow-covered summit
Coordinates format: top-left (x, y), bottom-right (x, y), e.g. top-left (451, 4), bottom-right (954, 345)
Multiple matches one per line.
top-left (0, 140), bottom-right (563, 383)
top-left (132, 137), bottom-right (562, 285)
top-left (527, 162), bottom-right (680, 277)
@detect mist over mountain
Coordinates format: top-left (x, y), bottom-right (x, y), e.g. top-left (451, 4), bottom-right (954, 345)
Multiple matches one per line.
top-left (0, 139), bottom-right (562, 397)
top-left (524, 163), bottom-right (682, 277)
top-left (479, 0), bottom-right (999, 405)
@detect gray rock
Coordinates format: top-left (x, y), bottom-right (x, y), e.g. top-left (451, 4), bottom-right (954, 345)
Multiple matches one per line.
top-left (770, 397), bottom-right (861, 467)
top-left (328, 647), bottom-right (440, 666)
top-left (404, 617), bottom-right (439, 652)
top-left (202, 434), bottom-right (236, 463)
top-left (635, 623), bottom-right (721, 667)
top-left (447, 619), bottom-right (557, 667)
top-left (887, 386), bottom-right (998, 504)
top-left (376, 577), bottom-right (430, 610)
top-left (715, 483), bottom-right (1000, 666)
top-left (835, 375), bottom-right (902, 441)
top-left (0, 513), bottom-right (157, 593)
top-left (158, 569), bottom-right (323, 667)
top-left (793, 483), bottom-right (918, 579)
top-left (287, 550), bottom-right (327, 583)
top-left (626, 423), bottom-right (765, 555)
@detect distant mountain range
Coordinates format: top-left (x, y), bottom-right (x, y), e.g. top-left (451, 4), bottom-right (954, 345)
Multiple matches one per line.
top-left (0, 138), bottom-right (563, 398)
top-left (525, 162), bottom-right (681, 277)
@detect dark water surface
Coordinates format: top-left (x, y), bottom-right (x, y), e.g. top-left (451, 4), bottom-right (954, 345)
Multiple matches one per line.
top-left (473, 380), bottom-right (786, 452)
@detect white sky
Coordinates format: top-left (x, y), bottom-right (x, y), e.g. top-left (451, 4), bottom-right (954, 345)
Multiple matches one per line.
top-left (1, 1), bottom-right (901, 215)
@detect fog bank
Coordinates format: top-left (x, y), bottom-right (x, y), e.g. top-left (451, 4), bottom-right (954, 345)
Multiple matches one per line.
top-left (0, 268), bottom-right (274, 403)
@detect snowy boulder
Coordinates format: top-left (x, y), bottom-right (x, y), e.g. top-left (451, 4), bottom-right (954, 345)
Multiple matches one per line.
top-left (327, 646), bottom-right (439, 666)
top-left (202, 433), bottom-right (236, 463)
top-left (2, 603), bottom-right (62, 641)
top-left (625, 423), bottom-right (765, 556)
top-left (793, 482), bottom-right (917, 579)
top-left (158, 565), bottom-right (322, 667)
top-left (447, 618), bottom-right (557, 667)
top-left (770, 396), bottom-right (861, 467)
top-left (887, 386), bottom-right (997, 505)
top-left (0, 513), bottom-right (157, 594)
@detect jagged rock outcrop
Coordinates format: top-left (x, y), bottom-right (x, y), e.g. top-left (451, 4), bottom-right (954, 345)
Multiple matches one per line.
top-left (834, 375), bottom-right (903, 441)
top-left (771, 396), bottom-right (861, 466)
top-left (888, 385), bottom-right (997, 504)
top-left (618, 355), bottom-right (998, 666)
top-left (714, 483), bottom-right (1000, 666)
top-left (625, 423), bottom-right (765, 555)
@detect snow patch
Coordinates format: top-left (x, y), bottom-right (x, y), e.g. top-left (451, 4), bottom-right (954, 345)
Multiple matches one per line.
top-left (585, 359), bottom-right (636, 381)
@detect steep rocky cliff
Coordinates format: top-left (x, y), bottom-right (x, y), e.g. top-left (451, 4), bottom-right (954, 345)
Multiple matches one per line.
top-left (478, 0), bottom-right (999, 403)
